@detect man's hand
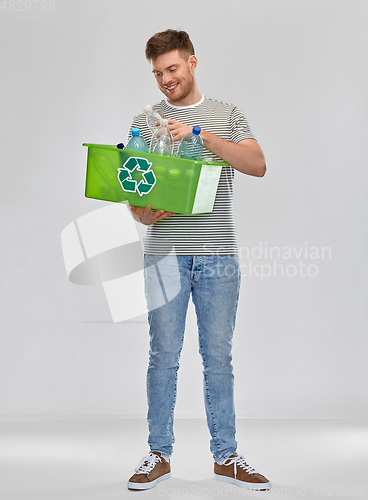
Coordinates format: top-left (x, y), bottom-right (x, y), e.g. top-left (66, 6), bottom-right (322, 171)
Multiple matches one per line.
top-left (166, 119), bottom-right (192, 142)
top-left (129, 205), bottom-right (176, 225)
top-left (166, 119), bottom-right (266, 176)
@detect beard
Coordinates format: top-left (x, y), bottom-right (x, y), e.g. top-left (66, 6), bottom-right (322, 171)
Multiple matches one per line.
top-left (160, 72), bottom-right (196, 104)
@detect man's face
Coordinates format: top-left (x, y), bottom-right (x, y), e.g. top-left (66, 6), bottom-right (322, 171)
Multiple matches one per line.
top-left (151, 50), bottom-right (197, 105)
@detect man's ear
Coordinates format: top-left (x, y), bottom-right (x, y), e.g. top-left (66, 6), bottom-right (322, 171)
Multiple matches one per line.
top-left (188, 55), bottom-right (198, 72)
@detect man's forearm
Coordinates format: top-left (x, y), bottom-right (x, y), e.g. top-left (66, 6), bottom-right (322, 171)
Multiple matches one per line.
top-left (201, 130), bottom-right (266, 177)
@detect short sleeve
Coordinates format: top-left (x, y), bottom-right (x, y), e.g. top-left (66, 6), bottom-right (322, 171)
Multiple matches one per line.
top-left (229, 107), bottom-right (256, 143)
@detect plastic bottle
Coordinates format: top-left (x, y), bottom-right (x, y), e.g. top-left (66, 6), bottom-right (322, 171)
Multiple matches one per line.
top-left (177, 126), bottom-right (203, 160)
top-left (125, 128), bottom-right (149, 153)
top-left (143, 104), bottom-right (165, 134)
top-left (149, 119), bottom-right (174, 156)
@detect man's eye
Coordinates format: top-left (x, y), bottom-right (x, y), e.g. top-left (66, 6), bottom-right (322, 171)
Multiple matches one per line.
top-left (169, 68), bottom-right (176, 72)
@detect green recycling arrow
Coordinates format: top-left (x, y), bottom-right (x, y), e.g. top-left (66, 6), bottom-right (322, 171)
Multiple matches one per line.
top-left (117, 157), bottom-right (156, 196)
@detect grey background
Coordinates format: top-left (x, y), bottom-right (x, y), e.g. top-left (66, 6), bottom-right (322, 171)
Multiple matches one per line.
top-left (1, 0), bottom-right (367, 418)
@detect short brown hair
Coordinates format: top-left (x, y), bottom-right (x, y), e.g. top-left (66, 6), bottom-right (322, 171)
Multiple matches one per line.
top-left (145, 29), bottom-right (195, 61)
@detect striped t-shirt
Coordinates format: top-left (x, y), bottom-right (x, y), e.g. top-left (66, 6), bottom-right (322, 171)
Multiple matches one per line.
top-left (127, 95), bottom-right (256, 255)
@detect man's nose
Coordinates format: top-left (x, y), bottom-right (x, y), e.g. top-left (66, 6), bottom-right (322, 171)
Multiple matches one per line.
top-left (162, 72), bottom-right (171, 85)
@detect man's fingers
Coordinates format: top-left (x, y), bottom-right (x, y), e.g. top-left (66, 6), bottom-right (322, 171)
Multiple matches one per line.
top-left (157, 211), bottom-right (176, 220)
top-left (129, 205), bottom-right (175, 225)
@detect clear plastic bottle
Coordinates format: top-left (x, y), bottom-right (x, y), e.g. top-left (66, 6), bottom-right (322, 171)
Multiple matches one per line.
top-left (149, 119), bottom-right (174, 156)
top-left (177, 126), bottom-right (203, 160)
top-left (125, 128), bottom-right (149, 153)
top-left (143, 104), bottom-right (165, 134)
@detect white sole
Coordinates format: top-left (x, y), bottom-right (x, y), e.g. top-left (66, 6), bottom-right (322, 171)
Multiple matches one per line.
top-left (214, 473), bottom-right (272, 491)
top-left (127, 472), bottom-right (171, 490)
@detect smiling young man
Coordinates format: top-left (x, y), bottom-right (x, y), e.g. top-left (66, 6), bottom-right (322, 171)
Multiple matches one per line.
top-left (127, 30), bottom-right (271, 492)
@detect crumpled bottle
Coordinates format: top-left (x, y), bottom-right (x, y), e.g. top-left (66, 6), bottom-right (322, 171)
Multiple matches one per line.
top-left (143, 104), bottom-right (165, 134)
top-left (149, 119), bottom-right (174, 156)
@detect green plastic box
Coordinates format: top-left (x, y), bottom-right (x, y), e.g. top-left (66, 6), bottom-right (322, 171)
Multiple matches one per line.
top-left (83, 143), bottom-right (226, 214)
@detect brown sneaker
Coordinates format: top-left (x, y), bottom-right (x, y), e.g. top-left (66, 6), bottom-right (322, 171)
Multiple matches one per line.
top-left (127, 451), bottom-right (171, 490)
top-left (214, 454), bottom-right (271, 491)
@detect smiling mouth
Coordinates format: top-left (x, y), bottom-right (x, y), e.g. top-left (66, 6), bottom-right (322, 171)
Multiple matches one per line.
top-left (164, 83), bottom-right (179, 92)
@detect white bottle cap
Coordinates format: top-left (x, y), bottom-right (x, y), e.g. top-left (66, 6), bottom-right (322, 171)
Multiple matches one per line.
top-left (143, 104), bottom-right (153, 114)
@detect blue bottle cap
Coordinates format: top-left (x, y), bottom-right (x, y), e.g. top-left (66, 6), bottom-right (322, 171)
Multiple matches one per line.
top-left (131, 128), bottom-right (140, 137)
top-left (116, 143), bottom-right (125, 149)
top-left (192, 126), bottom-right (201, 135)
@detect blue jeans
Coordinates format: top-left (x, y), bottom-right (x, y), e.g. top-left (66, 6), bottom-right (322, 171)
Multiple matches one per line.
top-left (144, 254), bottom-right (241, 462)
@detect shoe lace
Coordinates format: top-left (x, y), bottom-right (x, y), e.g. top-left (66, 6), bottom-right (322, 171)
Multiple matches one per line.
top-left (225, 455), bottom-right (259, 477)
top-left (134, 452), bottom-right (162, 475)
